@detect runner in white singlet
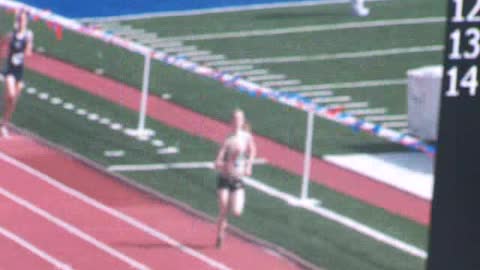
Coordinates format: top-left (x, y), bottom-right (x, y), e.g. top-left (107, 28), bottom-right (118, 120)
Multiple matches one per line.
top-left (214, 109), bottom-right (256, 249)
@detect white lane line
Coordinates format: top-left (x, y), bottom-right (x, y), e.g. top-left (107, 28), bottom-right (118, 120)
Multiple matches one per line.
top-left (219, 65), bottom-right (254, 72)
top-left (240, 176), bottom-right (427, 259)
top-left (190, 54), bottom-right (226, 62)
top-left (115, 29), bottom-right (145, 36)
top-left (128, 33), bottom-right (158, 41)
top-left (113, 28), bottom-right (152, 38)
top-left (161, 93), bottom-right (172, 100)
top-left (100, 22), bottom-right (130, 30)
top-left (63, 103), bottom-right (75, 111)
top-left (110, 123), bottom-right (123, 130)
top-left (329, 102), bottom-right (369, 109)
top-left (0, 226), bottom-right (72, 270)
top-left (346, 108), bottom-right (387, 115)
top-left (75, 109), bottom-right (87, 116)
top-left (298, 91), bottom-right (333, 97)
top-left (247, 74), bottom-right (286, 81)
top-left (121, 32), bottom-right (157, 40)
top-left (104, 150), bottom-right (126, 158)
top-left (108, 159), bottom-right (268, 172)
top-left (148, 41), bottom-right (184, 48)
top-left (263, 80), bottom-right (301, 87)
top-left (163, 46), bottom-right (197, 53)
top-left (81, 0), bottom-right (386, 22)
top-left (99, 118), bottom-right (111, 125)
top-left (381, 121), bottom-right (409, 128)
top-left (87, 113), bottom-right (100, 121)
top-left (156, 147), bottom-right (180, 155)
top-left (151, 140), bottom-right (165, 147)
top-left (38, 93), bottom-right (49, 100)
top-left (152, 17), bottom-right (445, 42)
top-left (26, 87), bottom-right (37, 95)
top-left (312, 96), bottom-right (351, 103)
top-left (27, 86), bottom-right (170, 154)
top-left (102, 24), bottom-right (132, 33)
top-left (110, 162), bottom-right (208, 172)
top-left (0, 152), bottom-right (232, 270)
top-left (96, 21), bottom-right (121, 28)
top-left (114, 27), bottom-right (147, 35)
top-left (365, 114), bottom-right (408, 122)
top-left (211, 46), bottom-right (442, 66)
top-left (180, 50), bottom-right (211, 57)
top-left (282, 79), bottom-right (408, 92)
top-left (136, 35), bottom-right (162, 43)
top-left (50, 97), bottom-right (63, 105)
top-left (0, 187), bottom-right (150, 270)
top-left (233, 69), bottom-right (269, 76)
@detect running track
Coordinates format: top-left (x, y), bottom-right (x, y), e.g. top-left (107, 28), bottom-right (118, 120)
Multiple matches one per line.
top-left (25, 53), bottom-right (431, 225)
top-left (0, 134), bottom-right (302, 269)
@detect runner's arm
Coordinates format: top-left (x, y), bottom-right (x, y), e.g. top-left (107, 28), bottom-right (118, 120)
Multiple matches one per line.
top-left (245, 137), bottom-right (257, 176)
top-left (25, 30), bottom-right (33, 56)
top-left (215, 140), bottom-right (228, 170)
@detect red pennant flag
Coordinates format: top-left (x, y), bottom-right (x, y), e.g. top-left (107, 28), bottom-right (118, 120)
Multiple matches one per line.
top-left (326, 106), bottom-right (344, 117)
top-left (54, 24), bottom-right (63, 40)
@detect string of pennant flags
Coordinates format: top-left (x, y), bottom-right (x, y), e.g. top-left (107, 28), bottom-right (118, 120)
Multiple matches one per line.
top-left (0, 0), bottom-right (436, 157)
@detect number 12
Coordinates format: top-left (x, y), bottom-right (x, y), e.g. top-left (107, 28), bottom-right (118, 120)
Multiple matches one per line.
top-left (452, 0), bottom-right (480, 22)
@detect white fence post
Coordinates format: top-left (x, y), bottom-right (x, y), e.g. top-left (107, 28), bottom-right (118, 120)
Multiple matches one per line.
top-left (138, 52), bottom-right (152, 132)
top-left (301, 110), bottom-right (315, 200)
top-left (126, 51), bottom-right (154, 139)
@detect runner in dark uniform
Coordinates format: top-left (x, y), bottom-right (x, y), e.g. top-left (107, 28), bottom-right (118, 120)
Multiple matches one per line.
top-left (1, 10), bottom-right (33, 137)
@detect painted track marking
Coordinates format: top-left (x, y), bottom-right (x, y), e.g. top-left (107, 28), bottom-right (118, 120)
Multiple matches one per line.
top-left (152, 17), bottom-right (445, 42)
top-left (210, 46), bottom-right (443, 66)
top-left (263, 80), bottom-right (301, 87)
top-left (108, 159), bottom-right (267, 172)
top-left (0, 225), bottom-right (72, 270)
top-left (347, 108), bottom-right (388, 116)
top-left (0, 151), bottom-right (232, 270)
top-left (329, 102), bottom-right (369, 109)
top-left (365, 114), bottom-right (408, 122)
top-left (0, 187), bottom-right (150, 270)
top-left (282, 79), bottom-right (408, 92)
top-left (381, 121), bottom-right (409, 128)
top-left (312, 96), bottom-right (351, 103)
top-left (241, 176), bottom-right (428, 259)
top-left (298, 91), bottom-right (333, 97)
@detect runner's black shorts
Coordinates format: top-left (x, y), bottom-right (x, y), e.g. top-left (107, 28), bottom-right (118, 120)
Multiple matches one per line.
top-left (217, 174), bottom-right (244, 191)
top-left (2, 65), bottom-right (24, 82)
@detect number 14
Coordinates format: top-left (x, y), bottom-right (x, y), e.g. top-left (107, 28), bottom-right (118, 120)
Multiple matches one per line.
top-left (446, 66), bottom-right (478, 97)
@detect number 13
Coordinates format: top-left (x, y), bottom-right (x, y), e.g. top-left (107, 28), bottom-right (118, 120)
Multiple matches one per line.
top-left (449, 28), bottom-right (480, 60)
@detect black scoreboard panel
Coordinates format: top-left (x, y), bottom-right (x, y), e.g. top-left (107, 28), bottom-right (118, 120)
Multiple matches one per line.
top-left (427, 0), bottom-right (480, 269)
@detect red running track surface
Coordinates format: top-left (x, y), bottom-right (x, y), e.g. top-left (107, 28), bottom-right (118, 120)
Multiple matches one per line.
top-left (26, 53), bottom-right (430, 225)
top-left (0, 134), bottom-right (301, 270)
